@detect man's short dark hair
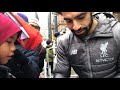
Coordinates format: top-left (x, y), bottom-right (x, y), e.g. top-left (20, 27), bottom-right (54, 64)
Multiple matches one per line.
top-left (56, 12), bottom-right (62, 14)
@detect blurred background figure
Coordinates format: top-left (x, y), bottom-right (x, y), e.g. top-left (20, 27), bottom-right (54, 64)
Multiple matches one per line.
top-left (54, 27), bottom-right (68, 46)
top-left (17, 13), bottom-right (29, 22)
top-left (29, 18), bottom-right (46, 78)
top-left (29, 18), bottom-right (41, 31)
top-left (45, 39), bottom-right (55, 78)
top-left (54, 27), bottom-right (67, 37)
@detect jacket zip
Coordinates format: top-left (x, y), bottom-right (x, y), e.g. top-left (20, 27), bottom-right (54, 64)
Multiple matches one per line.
top-left (86, 41), bottom-right (93, 78)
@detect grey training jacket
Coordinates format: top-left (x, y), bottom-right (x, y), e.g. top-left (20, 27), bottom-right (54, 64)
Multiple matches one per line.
top-left (53, 13), bottom-right (120, 78)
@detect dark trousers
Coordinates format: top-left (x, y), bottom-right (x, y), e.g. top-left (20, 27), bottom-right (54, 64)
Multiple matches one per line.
top-left (49, 62), bottom-right (53, 73)
top-left (47, 62), bottom-right (53, 73)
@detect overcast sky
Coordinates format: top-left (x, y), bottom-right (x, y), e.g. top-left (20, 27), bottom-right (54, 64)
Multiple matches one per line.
top-left (18, 12), bottom-right (49, 29)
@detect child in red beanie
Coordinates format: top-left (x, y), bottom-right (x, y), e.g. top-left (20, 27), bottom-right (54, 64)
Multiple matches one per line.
top-left (0, 13), bottom-right (39, 78)
top-left (0, 13), bottom-right (21, 65)
top-left (0, 13), bottom-right (21, 78)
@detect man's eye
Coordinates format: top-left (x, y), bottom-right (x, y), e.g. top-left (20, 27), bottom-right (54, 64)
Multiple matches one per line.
top-left (65, 20), bottom-right (72, 23)
top-left (77, 16), bottom-right (85, 19)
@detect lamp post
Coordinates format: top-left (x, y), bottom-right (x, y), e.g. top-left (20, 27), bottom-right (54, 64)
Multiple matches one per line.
top-left (54, 12), bottom-right (58, 34)
top-left (53, 12), bottom-right (58, 55)
top-left (35, 12), bottom-right (39, 20)
top-left (48, 12), bottom-right (52, 40)
top-left (53, 12), bottom-right (58, 45)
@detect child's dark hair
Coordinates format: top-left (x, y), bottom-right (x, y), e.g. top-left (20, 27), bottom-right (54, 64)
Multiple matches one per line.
top-left (14, 31), bottom-right (22, 44)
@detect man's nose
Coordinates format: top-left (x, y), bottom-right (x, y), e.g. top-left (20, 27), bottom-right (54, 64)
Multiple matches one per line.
top-left (72, 20), bottom-right (82, 30)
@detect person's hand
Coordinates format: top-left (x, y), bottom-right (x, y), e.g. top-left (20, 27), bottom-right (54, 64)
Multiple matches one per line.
top-left (39, 71), bottom-right (45, 78)
top-left (13, 49), bottom-right (29, 65)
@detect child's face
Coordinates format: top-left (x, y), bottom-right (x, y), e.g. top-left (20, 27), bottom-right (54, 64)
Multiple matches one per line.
top-left (0, 33), bottom-right (18, 64)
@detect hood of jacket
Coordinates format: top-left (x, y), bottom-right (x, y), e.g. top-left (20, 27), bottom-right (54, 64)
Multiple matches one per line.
top-left (92, 13), bottom-right (118, 37)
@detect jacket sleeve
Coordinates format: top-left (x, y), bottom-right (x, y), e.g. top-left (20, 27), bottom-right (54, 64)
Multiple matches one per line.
top-left (53, 39), bottom-right (71, 78)
top-left (13, 49), bottom-right (40, 78)
top-left (18, 44), bottom-right (45, 74)
top-left (20, 60), bottom-right (40, 78)
top-left (112, 22), bottom-right (120, 78)
top-left (114, 56), bottom-right (120, 78)
top-left (39, 48), bottom-right (46, 72)
top-left (25, 44), bottom-right (46, 74)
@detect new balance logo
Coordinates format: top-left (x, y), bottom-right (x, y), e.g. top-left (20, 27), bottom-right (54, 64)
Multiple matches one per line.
top-left (70, 49), bottom-right (78, 55)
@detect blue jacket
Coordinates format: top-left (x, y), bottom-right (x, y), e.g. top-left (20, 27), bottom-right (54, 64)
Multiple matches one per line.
top-left (17, 43), bottom-right (46, 72)
top-left (6, 43), bottom-right (46, 78)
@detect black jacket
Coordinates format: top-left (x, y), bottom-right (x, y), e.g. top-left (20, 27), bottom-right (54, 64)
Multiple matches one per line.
top-left (15, 43), bottom-right (45, 73)
top-left (6, 49), bottom-right (39, 78)
top-left (53, 13), bottom-right (120, 78)
top-left (0, 65), bottom-right (15, 78)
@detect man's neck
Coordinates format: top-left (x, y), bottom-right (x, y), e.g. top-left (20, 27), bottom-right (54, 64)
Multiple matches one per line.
top-left (88, 19), bottom-right (98, 35)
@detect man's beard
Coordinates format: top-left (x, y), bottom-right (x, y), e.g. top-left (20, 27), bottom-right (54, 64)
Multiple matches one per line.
top-left (72, 13), bottom-right (93, 38)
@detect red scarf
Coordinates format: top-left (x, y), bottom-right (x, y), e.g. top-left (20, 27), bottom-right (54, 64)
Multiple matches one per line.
top-left (9, 12), bottom-right (43, 50)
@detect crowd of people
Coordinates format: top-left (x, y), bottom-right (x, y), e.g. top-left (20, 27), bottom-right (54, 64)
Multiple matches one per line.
top-left (0, 12), bottom-right (120, 78)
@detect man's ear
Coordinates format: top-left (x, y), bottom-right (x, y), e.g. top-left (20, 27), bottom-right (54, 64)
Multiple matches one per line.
top-left (92, 12), bottom-right (95, 15)
top-left (92, 12), bottom-right (98, 15)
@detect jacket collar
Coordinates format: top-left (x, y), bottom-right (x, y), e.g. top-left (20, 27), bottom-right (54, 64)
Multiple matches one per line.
top-left (91, 13), bottom-right (118, 38)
